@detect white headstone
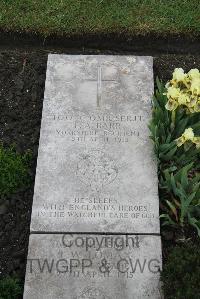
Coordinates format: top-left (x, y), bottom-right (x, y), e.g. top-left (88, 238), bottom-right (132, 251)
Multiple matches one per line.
top-left (31, 55), bottom-right (159, 234)
top-left (23, 55), bottom-right (162, 299)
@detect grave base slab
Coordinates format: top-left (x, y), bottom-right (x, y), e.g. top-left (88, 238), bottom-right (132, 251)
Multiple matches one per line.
top-left (23, 234), bottom-right (162, 299)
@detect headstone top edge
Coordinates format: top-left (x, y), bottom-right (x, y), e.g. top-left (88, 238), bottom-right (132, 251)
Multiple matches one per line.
top-left (47, 53), bottom-right (153, 62)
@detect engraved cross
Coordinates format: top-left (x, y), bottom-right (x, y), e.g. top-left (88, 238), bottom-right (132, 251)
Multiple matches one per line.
top-left (86, 66), bottom-right (118, 107)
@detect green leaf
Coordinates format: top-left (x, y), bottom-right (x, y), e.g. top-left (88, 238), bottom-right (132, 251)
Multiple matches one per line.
top-left (188, 214), bottom-right (200, 236)
top-left (160, 214), bottom-right (176, 226)
top-left (174, 163), bottom-right (193, 182)
top-left (160, 146), bottom-right (177, 161)
top-left (166, 200), bottom-right (178, 222)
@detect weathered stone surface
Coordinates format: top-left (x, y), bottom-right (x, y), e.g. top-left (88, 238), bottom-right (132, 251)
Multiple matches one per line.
top-left (31, 55), bottom-right (159, 233)
top-left (23, 234), bottom-right (162, 299)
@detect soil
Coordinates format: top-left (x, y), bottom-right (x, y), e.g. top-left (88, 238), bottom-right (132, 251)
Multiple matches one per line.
top-left (0, 50), bottom-right (47, 283)
top-left (0, 48), bottom-right (200, 296)
top-left (0, 30), bottom-right (200, 55)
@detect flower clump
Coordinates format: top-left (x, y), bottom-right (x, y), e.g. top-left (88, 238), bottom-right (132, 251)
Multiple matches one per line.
top-left (165, 68), bottom-right (200, 113)
top-left (176, 128), bottom-right (200, 149)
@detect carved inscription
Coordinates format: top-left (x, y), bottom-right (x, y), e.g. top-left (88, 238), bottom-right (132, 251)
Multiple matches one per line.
top-left (54, 113), bottom-right (144, 143)
top-left (37, 201), bottom-right (155, 220)
top-left (76, 286), bottom-right (111, 299)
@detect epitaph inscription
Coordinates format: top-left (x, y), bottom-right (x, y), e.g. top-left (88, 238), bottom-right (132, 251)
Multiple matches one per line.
top-left (31, 55), bottom-right (159, 233)
top-left (23, 234), bottom-right (162, 299)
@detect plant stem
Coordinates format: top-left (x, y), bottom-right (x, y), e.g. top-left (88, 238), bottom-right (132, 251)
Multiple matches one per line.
top-left (171, 110), bottom-right (176, 130)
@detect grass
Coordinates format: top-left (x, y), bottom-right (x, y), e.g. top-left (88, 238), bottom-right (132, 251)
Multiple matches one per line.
top-left (0, 0), bottom-right (199, 37)
top-left (161, 242), bottom-right (200, 299)
top-left (0, 144), bottom-right (31, 197)
top-left (0, 277), bottom-right (22, 299)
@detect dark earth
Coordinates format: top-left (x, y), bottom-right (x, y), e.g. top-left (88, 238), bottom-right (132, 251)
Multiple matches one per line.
top-left (0, 49), bottom-right (200, 297)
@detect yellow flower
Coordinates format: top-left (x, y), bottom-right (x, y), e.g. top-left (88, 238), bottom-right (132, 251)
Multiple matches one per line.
top-left (176, 136), bottom-right (185, 147)
top-left (193, 137), bottom-right (200, 149)
top-left (187, 96), bottom-right (197, 108)
top-left (167, 86), bottom-right (181, 100)
top-left (194, 100), bottom-right (200, 112)
top-left (186, 106), bottom-right (196, 114)
top-left (164, 68), bottom-right (200, 114)
top-left (190, 78), bottom-right (200, 96)
top-left (171, 68), bottom-right (186, 85)
top-left (176, 128), bottom-right (200, 149)
top-left (165, 99), bottom-right (179, 111)
top-left (188, 69), bottom-right (200, 80)
top-left (183, 128), bottom-right (194, 140)
top-left (177, 93), bottom-right (189, 105)
top-left (176, 128), bottom-right (194, 147)
top-left (165, 82), bottom-right (170, 89)
top-left (165, 86), bottom-right (181, 111)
